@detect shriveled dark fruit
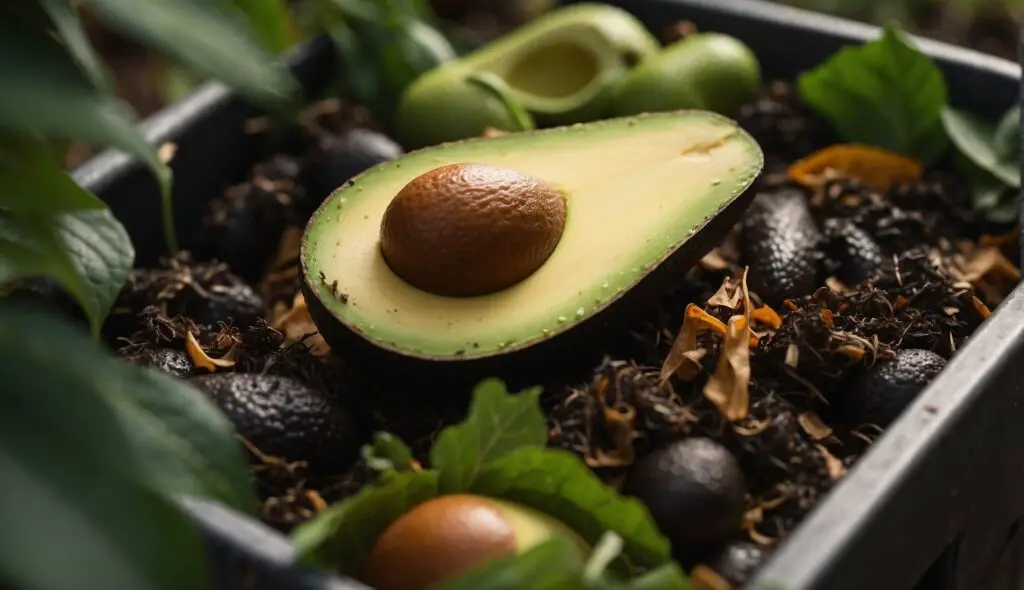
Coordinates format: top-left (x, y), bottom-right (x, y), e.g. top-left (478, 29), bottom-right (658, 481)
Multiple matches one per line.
top-left (843, 349), bottom-right (947, 428)
top-left (735, 80), bottom-right (834, 168)
top-left (623, 437), bottom-right (747, 552)
top-left (190, 373), bottom-right (361, 469)
top-left (823, 218), bottom-right (885, 285)
top-left (197, 155), bottom-right (302, 282)
top-left (703, 541), bottom-right (770, 586)
top-left (742, 188), bottom-right (824, 304)
top-left (301, 128), bottom-right (403, 217)
top-left (142, 349), bottom-right (194, 379)
top-left (187, 282), bottom-right (264, 328)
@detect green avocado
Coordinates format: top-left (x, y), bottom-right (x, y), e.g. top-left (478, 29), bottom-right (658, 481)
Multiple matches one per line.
top-left (393, 3), bottom-right (660, 148)
top-left (301, 111), bottom-right (763, 386)
top-left (613, 32), bottom-right (762, 117)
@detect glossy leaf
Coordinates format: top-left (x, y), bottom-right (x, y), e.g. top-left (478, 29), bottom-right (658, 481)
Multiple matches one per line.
top-left (361, 431), bottom-right (416, 473)
top-left (85, 0), bottom-right (298, 109)
top-left (430, 378), bottom-right (548, 494)
top-left (292, 469), bottom-right (440, 574)
top-left (797, 25), bottom-right (948, 164)
top-left (0, 206), bottom-right (133, 338)
top-left (469, 447), bottom-right (672, 572)
top-left (0, 304), bottom-right (211, 590)
top-left (436, 536), bottom-right (588, 590)
top-left (0, 133), bottom-right (107, 213)
top-left (942, 106), bottom-right (1020, 187)
top-left (232, 0), bottom-right (294, 54)
top-left (39, 0), bottom-right (113, 91)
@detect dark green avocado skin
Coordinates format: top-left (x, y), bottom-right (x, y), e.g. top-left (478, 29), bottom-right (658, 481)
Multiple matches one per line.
top-left (301, 178), bottom-right (760, 393)
top-left (823, 218), bottom-right (884, 285)
top-left (301, 128), bottom-right (404, 218)
top-left (742, 189), bottom-right (823, 304)
top-left (623, 437), bottom-right (747, 554)
top-left (189, 373), bottom-right (361, 469)
top-left (843, 349), bottom-right (947, 428)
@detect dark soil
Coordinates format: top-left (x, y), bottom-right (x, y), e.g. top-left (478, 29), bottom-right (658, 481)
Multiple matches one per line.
top-left (92, 9), bottom-right (1023, 588)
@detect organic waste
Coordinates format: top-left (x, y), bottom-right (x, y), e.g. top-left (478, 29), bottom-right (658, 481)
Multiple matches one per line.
top-left (54, 5), bottom-right (1021, 589)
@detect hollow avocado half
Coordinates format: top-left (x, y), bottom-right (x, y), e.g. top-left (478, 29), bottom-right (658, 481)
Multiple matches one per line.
top-left (393, 3), bottom-right (661, 148)
top-left (301, 110), bottom-right (764, 387)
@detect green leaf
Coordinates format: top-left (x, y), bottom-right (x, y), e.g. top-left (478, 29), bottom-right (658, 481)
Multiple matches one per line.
top-left (994, 105), bottom-right (1020, 159)
top-left (0, 206), bottom-right (133, 338)
top-left (0, 303), bottom-right (258, 514)
top-left (39, 0), bottom-right (113, 91)
top-left (0, 133), bottom-right (107, 213)
top-left (292, 469), bottom-right (440, 574)
top-left (362, 431), bottom-right (416, 473)
top-left (622, 563), bottom-right (690, 590)
top-left (469, 447), bottom-right (672, 572)
top-left (583, 532), bottom-right (625, 583)
top-left (797, 25), bottom-right (948, 164)
top-left (232, 0), bottom-right (293, 54)
top-left (436, 535), bottom-right (588, 590)
top-left (430, 378), bottom-right (548, 494)
top-left (85, 0), bottom-right (298, 109)
top-left (0, 304), bottom-right (211, 590)
top-left (0, 23), bottom-right (175, 252)
top-left (942, 106), bottom-right (1020, 187)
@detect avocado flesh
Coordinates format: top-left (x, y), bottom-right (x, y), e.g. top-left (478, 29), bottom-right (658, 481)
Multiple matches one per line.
top-left (395, 3), bottom-right (660, 146)
top-left (302, 111), bottom-right (763, 363)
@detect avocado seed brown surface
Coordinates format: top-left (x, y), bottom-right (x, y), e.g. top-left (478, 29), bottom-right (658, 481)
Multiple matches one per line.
top-left (379, 162), bottom-right (567, 297)
top-left (361, 494), bottom-right (518, 590)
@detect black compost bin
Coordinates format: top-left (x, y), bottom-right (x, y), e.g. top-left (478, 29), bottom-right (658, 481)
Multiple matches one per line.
top-left (68, 1), bottom-right (1024, 589)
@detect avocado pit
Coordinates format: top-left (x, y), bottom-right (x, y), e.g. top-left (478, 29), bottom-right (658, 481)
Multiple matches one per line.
top-left (379, 162), bottom-right (567, 297)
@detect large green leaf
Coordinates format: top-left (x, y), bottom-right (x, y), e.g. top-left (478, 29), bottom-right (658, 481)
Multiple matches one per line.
top-left (0, 303), bottom-right (257, 514)
top-left (0, 304), bottom-right (210, 590)
top-left (429, 378), bottom-right (548, 494)
top-left (39, 0), bottom-right (113, 91)
top-left (232, 0), bottom-right (294, 54)
top-left (292, 469), bottom-right (440, 575)
top-left (0, 133), bottom-right (107, 213)
top-left (797, 25), bottom-right (949, 164)
top-left (942, 106), bottom-right (1020, 187)
top-left (469, 447), bottom-right (672, 573)
top-left (436, 536), bottom-right (588, 590)
top-left (85, 0), bottom-right (298, 109)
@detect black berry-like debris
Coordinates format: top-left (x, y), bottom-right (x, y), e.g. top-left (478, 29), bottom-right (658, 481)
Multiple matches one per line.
top-left (190, 373), bottom-right (362, 470)
top-left (301, 128), bottom-right (403, 217)
top-left (704, 541), bottom-right (770, 586)
top-left (742, 189), bottom-right (824, 304)
top-left (624, 437), bottom-right (747, 553)
top-left (823, 218), bottom-right (885, 285)
top-left (843, 348), bottom-right (948, 428)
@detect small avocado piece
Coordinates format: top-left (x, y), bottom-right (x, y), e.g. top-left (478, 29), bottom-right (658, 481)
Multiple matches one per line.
top-left (302, 129), bottom-right (404, 217)
top-left (843, 349), bottom-right (947, 428)
top-left (361, 494), bottom-right (589, 590)
top-left (301, 111), bottom-right (763, 385)
top-left (823, 218), bottom-right (884, 285)
top-left (142, 348), bottom-right (194, 379)
top-left (394, 3), bottom-right (660, 147)
top-left (623, 437), bottom-right (746, 553)
top-left (704, 540), bottom-right (770, 586)
top-left (379, 162), bottom-right (567, 297)
top-left (189, 373), bottom-right (360, 469)
top-left (613, 33), bottom-right (761, 118)
top-left (742, 189), bottom-right (824, 304)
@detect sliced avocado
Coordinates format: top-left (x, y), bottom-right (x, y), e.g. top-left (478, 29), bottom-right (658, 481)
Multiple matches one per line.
top-left (613, 32), bottom-right (761, 118)
top-left (393, 3), bottom-right (660, 148)
top-left (301, 110), bottom-right (763, 386)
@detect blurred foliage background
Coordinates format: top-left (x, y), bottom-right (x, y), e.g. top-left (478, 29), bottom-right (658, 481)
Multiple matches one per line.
top-left (68, 0), bottom-right (1022, 168)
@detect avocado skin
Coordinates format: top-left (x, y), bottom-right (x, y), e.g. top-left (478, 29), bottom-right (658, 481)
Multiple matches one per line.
top-left (823, 218), bottom-right (884, 285)
top-left (842, 349), bottom-right (947, 428)
top-left (742, 189), bottom-right (823, 304)
top-left (144, 349), bottom-right (194, 379)
top-left (189, 373), bottom-right (361, 469)
top-left (302, 129), bottom-right (403, 217)
top-left (301, 179), bottom-right (758, 392)
top-left (705, 541), bottom-right (769, 586)
top-left (623, 437), bottom-right (746, 553)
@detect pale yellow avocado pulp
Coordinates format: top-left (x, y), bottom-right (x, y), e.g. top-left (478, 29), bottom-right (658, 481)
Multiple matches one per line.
top-left (303, 111), bottom-right (762, 359)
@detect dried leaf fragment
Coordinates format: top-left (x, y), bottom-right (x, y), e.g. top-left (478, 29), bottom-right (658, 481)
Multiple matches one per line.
top-left (185, 330), bottom-right (236, 372)
top-left (272, 292), bottom-right (332, 357)
top-left (585, 404), bottom-right (638, 468)
top-left (691, 565), bottom-right (733, 590)
top-left (750, 305), bottom-right (782, 330)
top-left (816, 444), bottom-right (847, 480)
top-left (704, 315), bottom-right (751, 421)
top-left (708, 276), bottom-right (743, 309)
top-left (787, 144), bottom-right (922, 191)
top-left (971, 296), bottom-right (992, 319)
top-left (798, 412), bottom-right (833, 440)
top-left (660, 304), bottom-right (726, 382)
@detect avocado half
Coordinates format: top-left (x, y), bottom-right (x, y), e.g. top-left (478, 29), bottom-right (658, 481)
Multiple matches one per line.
top-left (301, 111), bottom-right (764, 387)
top-left (394, 3), bottom-right (661, 147)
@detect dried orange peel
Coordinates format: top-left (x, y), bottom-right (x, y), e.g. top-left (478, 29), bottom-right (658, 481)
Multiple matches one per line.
top-left (787, 144), bottom-right (923, 192)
